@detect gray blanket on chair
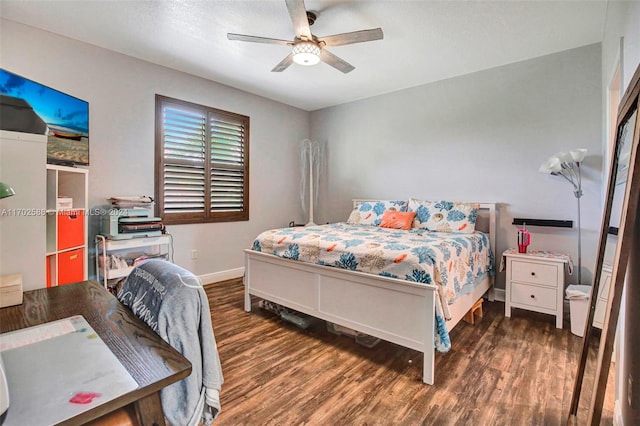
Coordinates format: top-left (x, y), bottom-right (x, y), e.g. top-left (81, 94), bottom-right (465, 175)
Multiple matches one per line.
top-left (117, 259), bottom-right (224, 425)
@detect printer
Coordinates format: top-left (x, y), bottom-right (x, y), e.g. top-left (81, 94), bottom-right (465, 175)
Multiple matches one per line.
top-left (101, 208), bottom-right (164, 240)
top-left (100, 196), bottom-right (164, 240)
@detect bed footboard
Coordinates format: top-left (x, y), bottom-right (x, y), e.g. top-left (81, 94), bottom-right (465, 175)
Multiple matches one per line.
top-left (244, 249), bottom-right (438, 384)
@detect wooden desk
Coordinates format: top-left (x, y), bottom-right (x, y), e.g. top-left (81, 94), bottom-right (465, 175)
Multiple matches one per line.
top-left (0, 280), bottom-right (192, 425)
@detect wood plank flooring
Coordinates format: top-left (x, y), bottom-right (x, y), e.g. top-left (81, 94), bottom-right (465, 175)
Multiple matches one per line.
top-left (205, 278), bottom-right (614, 425)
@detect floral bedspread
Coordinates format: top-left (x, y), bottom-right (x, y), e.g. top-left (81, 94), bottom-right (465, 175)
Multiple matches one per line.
top-left (251, 223), bottom-right (495, 352)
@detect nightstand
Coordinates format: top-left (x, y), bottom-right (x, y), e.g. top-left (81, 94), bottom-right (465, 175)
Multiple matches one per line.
top-left (593, 265), bottom-right (612, 329)
top-left (503, 250), bottom-right (571, 329)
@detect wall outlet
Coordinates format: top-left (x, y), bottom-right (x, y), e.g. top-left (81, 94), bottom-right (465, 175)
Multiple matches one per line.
top-left (191, 249), bottom-right (198, 260)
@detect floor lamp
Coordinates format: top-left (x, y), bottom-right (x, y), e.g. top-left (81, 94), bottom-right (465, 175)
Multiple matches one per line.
top-left (539, 149), bottom-right (587, 284)
top-left (299, 139), bottom-right (322, 226)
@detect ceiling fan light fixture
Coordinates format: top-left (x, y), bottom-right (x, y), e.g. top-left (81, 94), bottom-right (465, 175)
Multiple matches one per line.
top-left (292, 41), bottom-right (320, 66)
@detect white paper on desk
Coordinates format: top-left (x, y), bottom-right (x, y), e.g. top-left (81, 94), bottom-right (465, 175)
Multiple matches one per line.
top-left (0, 315), bottom-right (138, 426)
top-left (0, 316), bottom-right (77, 351)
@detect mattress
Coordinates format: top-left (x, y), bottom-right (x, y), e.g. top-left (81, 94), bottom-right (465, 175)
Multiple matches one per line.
top-left (251, 223), bottom-right (495, 351)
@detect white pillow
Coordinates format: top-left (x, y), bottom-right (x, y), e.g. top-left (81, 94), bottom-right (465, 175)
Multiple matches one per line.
top-left (407, 199), bottom-right (477, 233)
top-left (346, 200), bottom-right (408, 226)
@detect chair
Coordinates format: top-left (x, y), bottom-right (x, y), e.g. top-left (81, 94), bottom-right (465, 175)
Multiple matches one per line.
top-left (116, 259), bottom-right (224, 425)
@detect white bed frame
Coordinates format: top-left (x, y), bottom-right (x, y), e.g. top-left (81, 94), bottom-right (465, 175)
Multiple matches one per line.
top-left (244, 202), bottom-right (496, 385)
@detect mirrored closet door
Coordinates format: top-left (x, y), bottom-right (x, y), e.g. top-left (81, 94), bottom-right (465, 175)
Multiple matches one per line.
top-left (569, 64), bottom-right (640, 425)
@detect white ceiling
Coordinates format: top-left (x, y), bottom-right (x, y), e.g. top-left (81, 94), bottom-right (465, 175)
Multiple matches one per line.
top-left (0, 0), bottom-right (608, 111)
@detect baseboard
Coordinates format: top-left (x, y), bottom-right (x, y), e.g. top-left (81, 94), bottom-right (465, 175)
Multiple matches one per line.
top-left (492, 288), bottom-right (505, 302)
top-left (199, 267), bottom-right (244, 285)
top-left (614, 399), bottom-right (624, 426)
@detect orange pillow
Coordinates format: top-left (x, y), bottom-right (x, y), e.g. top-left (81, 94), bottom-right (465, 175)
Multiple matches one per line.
top-left (379, 210), bottom-right (416, 230)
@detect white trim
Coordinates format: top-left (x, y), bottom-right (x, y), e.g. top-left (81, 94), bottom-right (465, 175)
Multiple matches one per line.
top-left (619, 36), bottom-right (624, 93)
top-left (199, 267), bottom-right (244, 285)
top-left (493, 288), bottom-right (506, 302)
top-left (604, 48), bottom-right (622, 202)
top-left (614, 399), bottom-right (624, 426)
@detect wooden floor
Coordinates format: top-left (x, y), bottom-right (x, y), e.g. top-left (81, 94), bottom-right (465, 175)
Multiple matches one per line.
top-left (205, 278), bottom-right (614, 425)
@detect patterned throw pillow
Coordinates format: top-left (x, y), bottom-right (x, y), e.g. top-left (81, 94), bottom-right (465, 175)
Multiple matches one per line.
top-left (346, 200), bottom-right (408, 226)
top-left (379, 210), bottom-right (416, 230)
top-left (407, 199), bottom-right (477, 233)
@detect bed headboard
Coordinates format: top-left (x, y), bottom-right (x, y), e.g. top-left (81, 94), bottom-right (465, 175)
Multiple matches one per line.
top-left (351, 199), bottom-right (497, 266)
top-left (474, 203), bottom-right (497, 264)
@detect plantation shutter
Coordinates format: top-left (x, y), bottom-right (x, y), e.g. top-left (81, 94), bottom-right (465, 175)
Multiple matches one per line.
top-left (156, 95), bottom-right (249, 224)
top-left (162, 104), bottom-right (206, 217)
top-left (210, 115), bottom-right (246, 213)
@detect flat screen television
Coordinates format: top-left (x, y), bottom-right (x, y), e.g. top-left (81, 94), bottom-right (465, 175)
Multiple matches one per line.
top-left (0, 69), bottom-right (89, 166)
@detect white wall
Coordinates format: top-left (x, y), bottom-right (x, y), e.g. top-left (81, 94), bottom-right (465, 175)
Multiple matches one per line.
top-left (310, 44), bottom-right (603, 290)
top-left (600, 1), bottom-right (640, 424)
top-left (619, 3), bottom-right (640, 92)
top-left (0, 19), bottom-right (615, 293)
top-left (601, 0), bottom-right (640, 199)
top-left (0, 19), bottom-right (310, 282)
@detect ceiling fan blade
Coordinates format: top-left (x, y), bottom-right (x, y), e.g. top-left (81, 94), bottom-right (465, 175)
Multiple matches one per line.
top-left (285, 0), bottom-right (312, 39)
top-left (320, 28), bottom-right (384, 47)
top-left (320, 49), bottom-right (355, 74)
top-left (272, 53), bottom-right (294, 72)
top-left (227, 33), bottom-right (292, 46)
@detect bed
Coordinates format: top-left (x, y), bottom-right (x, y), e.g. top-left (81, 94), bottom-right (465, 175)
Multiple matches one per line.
top-left (243, 199), bottom-right (496, 385)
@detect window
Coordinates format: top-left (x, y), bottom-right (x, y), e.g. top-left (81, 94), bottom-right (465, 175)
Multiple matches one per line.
top-left (155, 95), bottom-right (249, 224)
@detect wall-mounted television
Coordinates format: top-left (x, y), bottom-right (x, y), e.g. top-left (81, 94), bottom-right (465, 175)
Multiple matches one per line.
top-left (0, 69), bottom-right (89, 166)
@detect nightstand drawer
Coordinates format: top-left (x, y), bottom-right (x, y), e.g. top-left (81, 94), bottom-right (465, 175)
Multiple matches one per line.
top-left (510, 260), bottom-right (559, 287)
top-left (598, 272), bottom-right (612, 299)
top-left (593, 298), bottom-right (606, 328)
top-left (510, 282), bottom-right (557, 311)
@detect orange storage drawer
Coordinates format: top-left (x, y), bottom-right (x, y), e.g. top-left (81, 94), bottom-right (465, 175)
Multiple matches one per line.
top-left (58, 248), bottom-right (84, 285)
top-left (46, 256), bottom-right (52, 288)
top-left (58, 209), bottom-right (85, 250)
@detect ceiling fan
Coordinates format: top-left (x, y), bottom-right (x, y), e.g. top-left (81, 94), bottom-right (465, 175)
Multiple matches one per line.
top-left (227, 0), bottom-right (383, 74)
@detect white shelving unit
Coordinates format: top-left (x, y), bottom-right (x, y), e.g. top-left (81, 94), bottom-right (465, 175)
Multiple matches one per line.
top-left (0, 130), bottom-right (46, 291)
top-left (95, 234), bottom-right (172, 289)
top-left (46, 164), bottom-right (88, 287)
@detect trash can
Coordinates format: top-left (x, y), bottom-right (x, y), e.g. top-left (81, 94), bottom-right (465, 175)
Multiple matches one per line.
top-left (566, 284), bottom-right (592, 337)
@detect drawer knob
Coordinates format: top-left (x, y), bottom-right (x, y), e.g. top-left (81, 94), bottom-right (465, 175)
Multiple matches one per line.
top-left (530, 294), bottom-right (536, 299)
top-left (530, 272), bottom-right (536, 276)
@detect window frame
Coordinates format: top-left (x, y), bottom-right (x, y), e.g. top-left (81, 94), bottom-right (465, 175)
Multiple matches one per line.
top-left (155, 95), bottom-right (250, 225)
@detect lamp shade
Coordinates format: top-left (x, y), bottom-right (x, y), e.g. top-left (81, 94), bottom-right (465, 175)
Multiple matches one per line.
top-left (292, 41), bottom-right (321, 66)
top-left (556, 152), bottom-right (574, 163)
top-left (539, 156), bottom-right (562, 173)
top-left (0, 182), bottom-right (15, 199)
top-left (570, 148), bottom-right (587, 162)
